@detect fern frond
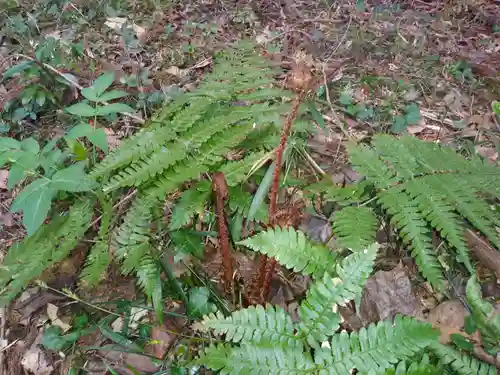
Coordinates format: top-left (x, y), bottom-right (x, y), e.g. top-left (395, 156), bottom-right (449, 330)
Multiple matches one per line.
top-left (430, 342), bottom-right (497, 375)
top-left (368, 359), bottom-right (441, 375)
top-left (404, 178), bottom-right (473, 271)
top-left (315, 315), bottom-right (439, 374)
top-left (196, 344), bottom-right (316, 375)
top-left (378, 188), bottom-right (444, 290)
top-left (169, 181), bottom-right (211, 230)
top-left (114, 195), bottom-right (154, 275)
top-left (79, 242), bottom-right (110, 288)
top-left (237, 227), bottom-right (338, 278)
top-left (136, 253), bottom-right (160, 297)
top-left (219, 150), bottom-right (270, 187)
top-left (422, 174), bottom-right (500, 250)
top-left (347, 141), bottom-right (398, 189)
top-left (333, 206), bottom-right (378, 251)
top-left (0, 201), bottom-right (93, 305)
top-left (80, 196), bottom-right (112, 288)
top-left (147, 121), bottom-right (255, 199)
top-left (466, 275), bottom-right (500, 350)
top-left (197, 304), bottom-right (301, 348)
top-left (297, 244), bottom-right (379, 346)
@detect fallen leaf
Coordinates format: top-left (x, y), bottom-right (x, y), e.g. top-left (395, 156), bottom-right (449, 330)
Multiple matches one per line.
top-left (99, 350), bottom-right (160, 375)
top-left (426, 300), bottom-right (473, 343)
top-left (0, 210), bottom-right (14, 227)
top-left (475, 145), bottom-right (498, 163)
top-left (105, 17), bottom-right (146, 38)
top-left (21, 332), bottom-right (54, 375)
top-left (165, 66), bottom-right (189, 78)
top-left (148, 326), bottom-right (175, 359)
top-left (47, 303), bottom-right (71, 332)
top-left (104, 128), bottom-right (120, 150)
top-left (356, 264), bottom-right (421, 326)
top-left (0, 169), bottom-right (8, 189)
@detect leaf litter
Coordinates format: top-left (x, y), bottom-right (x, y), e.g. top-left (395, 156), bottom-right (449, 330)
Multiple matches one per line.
top-left (1, 0), bottom-right (500, 373)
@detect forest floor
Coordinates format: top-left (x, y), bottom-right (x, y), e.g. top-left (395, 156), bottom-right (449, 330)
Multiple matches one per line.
top-left (0, 0), bottom-right (499, 374)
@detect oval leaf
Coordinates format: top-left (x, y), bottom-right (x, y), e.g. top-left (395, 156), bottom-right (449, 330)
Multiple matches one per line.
top-left (66, 102), bottom-right (97, 117)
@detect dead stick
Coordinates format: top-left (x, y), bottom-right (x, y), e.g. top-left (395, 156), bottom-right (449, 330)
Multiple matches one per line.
top-left (257, 91), bottom-right (306, 300)
top-left (212, 172), bottom-right (233, 293)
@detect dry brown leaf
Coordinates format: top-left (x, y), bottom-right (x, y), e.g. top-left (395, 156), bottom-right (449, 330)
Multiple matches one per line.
top-left (104, 128), bottom-right (120, 150)
top-left (0, 210), bottom-right (14, 227)
top-left (0, 169), bottom-right (8, 189)
top-left (359, 264), bottom-right (421, 323)
top-left (148, 326), bottom-right (175, 359)
top-left (475, 145), bottom-right (498, 163)
top-left (426, 300), bottom-right (475, 343)
top-left (464, 229), bottom-right (500, 278)
top-left (104, 17), bottom-right (146, 38)
top-left (21, 332), bottom-right (54, 375)
top-left (99, 350), bottom-right (159, 375)
top-left (47, 303), bottom-right (71, 332)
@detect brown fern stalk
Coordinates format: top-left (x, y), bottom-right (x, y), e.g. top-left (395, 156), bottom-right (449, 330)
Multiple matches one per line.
top-left (212, 172), bottom-right (233, 293)
top-left (256, 90), bottom-right (307, 301)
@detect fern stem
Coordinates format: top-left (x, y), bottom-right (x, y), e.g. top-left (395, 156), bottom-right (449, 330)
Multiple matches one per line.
top-left (212, 172), bottom-right (234, 293)
top-left (257, 91), bottom-right (306, 303)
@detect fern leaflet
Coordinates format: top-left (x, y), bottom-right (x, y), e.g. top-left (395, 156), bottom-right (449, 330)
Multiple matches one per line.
top-left (237, 227), bottom-right (338, 278)
top-left (315, 315), bottom-right (439, 374)
top-left (333, 206), bottom-right (378, 251)
top-left (197, 304), bottom-right (301, 348)
top-left (430, 342), bottom-right (497, 375)
top-left (297, 243), bottom-right (379, 346)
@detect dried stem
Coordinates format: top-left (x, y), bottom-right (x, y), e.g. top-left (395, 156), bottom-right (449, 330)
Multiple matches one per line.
top-left (255, 91), bottom-right (306, 302)
top-left (212, 172), bottom-right (234, 293)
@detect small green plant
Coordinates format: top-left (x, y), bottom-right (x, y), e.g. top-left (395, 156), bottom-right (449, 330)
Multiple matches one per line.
top-left (309, 134), bottom-right (500, 291)
top-left (391, 102), bottom-right (421, 133)
top-left (194, 229), bottom-right (496, 374)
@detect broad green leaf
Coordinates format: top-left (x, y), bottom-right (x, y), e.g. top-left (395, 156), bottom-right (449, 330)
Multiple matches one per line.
top-left (187, 287), bottom-right (214, 318)
top-left (96, 103), bottom-right (135, 116)
top-left (152, 272), bottom-right (164, 325)
top-left (66, 102), bottom-right (97, 117)
top-left (11, 178), bottom-right (54, 235)
top-left (391, 115), bottom-right (407, 133)
top-left (450, 333), bottom-right (474, 351)
top-left (0, 137), bottom-right (21, 152)
top-left (89, 72), bottom-right (115, 97)
top-left (492, 100), bottom-right (500, 115)
top-left (80, 87), bottom-right (100, 102)
top-left (66, 123), bottom-right (93, 140)
top-left (51, 162), bottom-right (95, 192)
top-left (88, 128), bottom-right (109, 153)
top-left (2, 61), bottom-right (34, 81)
top-left (20, 138), bottom-right (40, 154)
top-left (339, 91), bottom-right (353, 105)
top-left (0, 122), bottom-right (10, 133)
top-left (40, 149), bottom-right (63, 175)
top-left (170, 230), bottom-right (204, 260)
top-left (97, 90), bottom-right (129, 102)
top-left (405, 103), bottom-right (421, 125)
top-left (307, 100), bottom-right (327, 132)
top-left (42, 137), bottom-right (61, 154)
top-left (98, 321), bottom-right (143, 353)
top-left (66, 139), bottom-right (88, 161)
top-left (8, 152), bottom-right (39, 189)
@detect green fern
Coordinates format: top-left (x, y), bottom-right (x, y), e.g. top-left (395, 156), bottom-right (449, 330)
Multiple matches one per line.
top-left (237, 227), bottom-right (338, 278)
top-left (466, 275), bottom-right (500, 351)
top-left (297, 243), bottom-right (379, 346)
top-left (332, 206), bottom-right (378, 251)
top-left (430, 342), bottom-right (497, 375)
top-left (197, 304), bottom-right (301, 348)
top-left (196, 344), bottom-right (316, 374)
top-left (338, 134), bottom-right (500, 290)
top-left (79, 196), bottom-right (112, 288)
top-left (0, 201), bottom-right (93, 305)
top-left (315, 316), bottom-right (439, 374)
top-left (169, 181), bottom-right (212, 230)
top-left (371, 358), bottom-right (440, 375)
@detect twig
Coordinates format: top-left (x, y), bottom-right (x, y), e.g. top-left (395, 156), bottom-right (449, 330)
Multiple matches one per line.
top-left (14, 54), bottom-right (145, 124)
top-left (325, 16), bottom-right (352, 62)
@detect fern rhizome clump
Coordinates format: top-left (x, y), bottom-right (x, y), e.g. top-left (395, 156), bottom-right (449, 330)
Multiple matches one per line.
top-left (1, 42), bottom-right (499, 375)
